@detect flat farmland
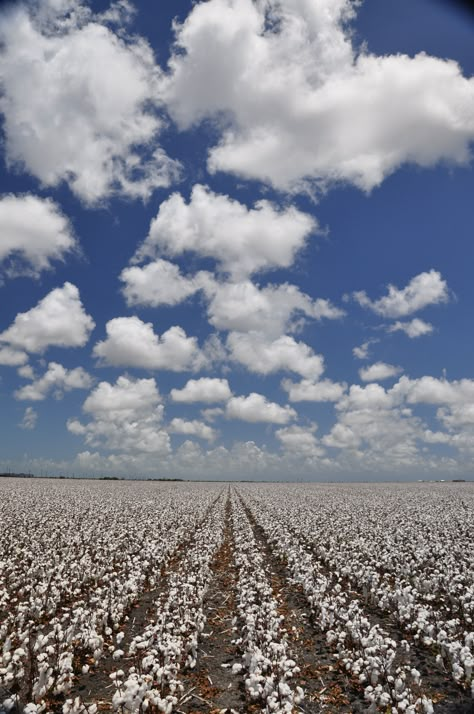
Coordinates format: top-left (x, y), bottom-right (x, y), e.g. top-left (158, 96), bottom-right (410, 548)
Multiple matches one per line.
top-left (0, 479), bottom-right (473, 714)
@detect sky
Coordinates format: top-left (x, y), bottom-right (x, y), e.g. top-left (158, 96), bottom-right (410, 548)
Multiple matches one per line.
top-left (0, 0), bottom-right (474, 481)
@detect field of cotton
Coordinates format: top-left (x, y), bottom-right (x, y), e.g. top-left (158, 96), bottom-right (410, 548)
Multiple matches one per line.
top-left (0, 479), bottom-right (473, 714)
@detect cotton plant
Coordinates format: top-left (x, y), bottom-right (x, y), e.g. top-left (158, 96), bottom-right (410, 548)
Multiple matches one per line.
top-left (244, 482), bottom-right (474, 701)
top-left (107, 493), bottom-right (227, 711)
top-left (231, 495), bottom-right (304, 713)
top-left (243, 489), bottom-right (437, 711)
top-left (0, 480), bottom-right (222, 711)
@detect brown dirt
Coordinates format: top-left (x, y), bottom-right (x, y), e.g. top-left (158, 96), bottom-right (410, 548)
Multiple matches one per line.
top-left (177, 496), bottom-right (247, 714)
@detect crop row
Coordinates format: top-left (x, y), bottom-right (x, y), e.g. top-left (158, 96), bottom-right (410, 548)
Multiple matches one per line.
top-left (240, 489), bottom-right (438, 712)
top-left (230, 492), bottom-right (303, 713)
top-left (0, 480), bottom-right (223, 713)
top-left (241, 484), bottom-right (474, 700)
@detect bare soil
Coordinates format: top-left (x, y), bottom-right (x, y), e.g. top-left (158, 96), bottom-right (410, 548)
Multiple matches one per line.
top-left (177, 497), bottom-right (247, 714)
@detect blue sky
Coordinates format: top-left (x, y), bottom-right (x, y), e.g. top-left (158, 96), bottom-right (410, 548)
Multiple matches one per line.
top-left (0, 0), bottom-right (474, 480)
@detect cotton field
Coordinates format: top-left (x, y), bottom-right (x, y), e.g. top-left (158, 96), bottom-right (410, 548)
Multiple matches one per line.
top-left (0, 479), bottom-right (473, 714)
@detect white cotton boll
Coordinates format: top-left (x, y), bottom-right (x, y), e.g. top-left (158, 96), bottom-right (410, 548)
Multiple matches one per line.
top-left (82, 664), bottom-right (89, 674)
top-left (112, 649), bottom-right (124, 660)
top-left (116, 632), bottom-right (125, 644)
top-left (1, 699), bottom-right (15, 712)
top-left (112, 691), bottom-right (125, 708)
top-left (394, 677), bottom-right (404, 692)
top-left (278, 681), bottom-right (292, 698)
top-left (295, 686), bottom-right (304, 703)
top-left (23, 704), bottom-right (38, 714)
top-left (232, 662), bottom-right (243, 674)
top-left (422, 698), bottom-right (434, 713)
top-left (452, 662), bottom-right (464, 681)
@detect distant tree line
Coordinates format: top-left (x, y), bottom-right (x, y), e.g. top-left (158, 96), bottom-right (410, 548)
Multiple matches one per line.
top-left (0, 472), bottom-right (183, 481)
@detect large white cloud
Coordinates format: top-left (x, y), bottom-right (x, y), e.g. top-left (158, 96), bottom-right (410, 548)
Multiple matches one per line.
top-left (0, 0), bottom-right (179, 204)
top-left (133, 184), bottom-right (316, 278)
top-left (120, 258), bottom-right (342, 338)
top-left (14, 362), bottom-right (93, 401)
top-left (353, 270), bottom-right (449, 318)
top-left (226, 392), bottom-right (296, 424)
top-left (393, 375), bottom-right (474, 407)
top-left (93, 316), bottom-right (206, 371)
top-left (0, 194), bottom-right (76, 278)
top-left (0, 282), bottom-right (95, 353)
top-left (227, 332), bottom-right (325, 379)
top-left (120, 259), bottom-right (208, 307)
top-left (170, 377), bottom-right (232, 403)
top-left (205, 279), bottom-right (343, 337)
top-left (164, 0), bottom-right (474, 193)
top-left (68, 375), bottom-right (170, 454)
top-left (82, 374), bottom-right (160, 417)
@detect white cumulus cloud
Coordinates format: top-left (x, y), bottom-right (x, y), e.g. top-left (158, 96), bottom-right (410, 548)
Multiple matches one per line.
top-left (19, 406), bottom-right (38, 430)
top-left (352, 340), bottom-right (377, 360)
top-left (0, 346), bottom-right (28, 366)
top-left (169, 418), bottom-right (216, 441)
top-left (0, 194), bottom-right (76, 279)
top-left (275, 424), bottom-right (323, 457)
top-left (68, 375), bottom-right (170, 454)
top-left (121, 260), bottom-right (343, 339)
top-left (282, 378), bottom-right (346, 402)
top-left (353, 270), bottom-right (449, 318)
top-left (14, 362), bottom-right (93, 401)
top-left (93, 316), bottom-right (206, 371)
top-left (0, 282), bottom-right (95, 353)
top-left (205, 279), bottom-right (343, 337)
top-left (323, 383), bottom-right (419, 463)
top-left (359, 362), bottom-right (403, 383)
top-left (0, 0), bottom-right (179, 204)
top-left (227, 332), bottom-right (325, 379)
top-left (170, 377), bottom-right (232, 403)
top-left (388, 318), bottom-right (434, 338)
top-left (120, 259), bottom-right (208, 307)
top-left (133, 184), bottom-right (316, 278)
top-left (393, 375), bottom-right (474, 406)
top-left (226, 392), bottom-right (296, 424)
top-left (164, 0), bottom-right (474, 193)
